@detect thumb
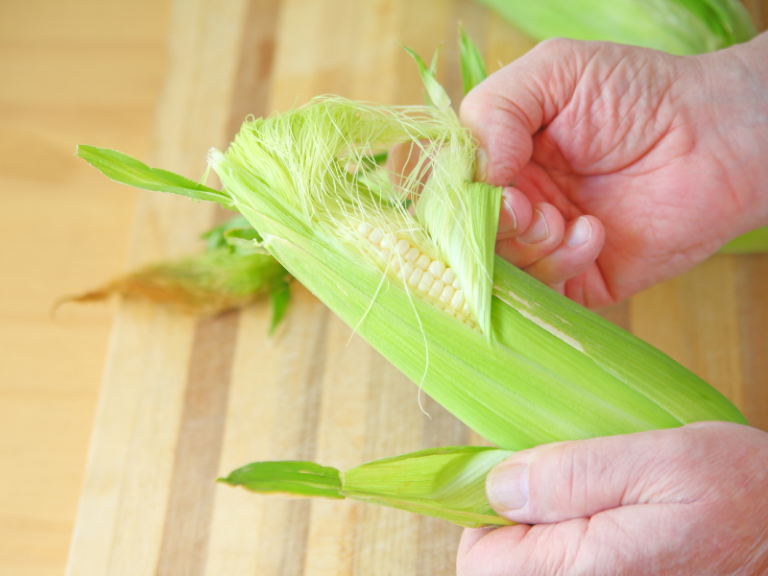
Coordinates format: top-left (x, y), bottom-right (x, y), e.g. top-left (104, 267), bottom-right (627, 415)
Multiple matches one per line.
top-left (459, 38), bottom-right (587, 187)
top-left (485, 423), bottom-right (730, 525)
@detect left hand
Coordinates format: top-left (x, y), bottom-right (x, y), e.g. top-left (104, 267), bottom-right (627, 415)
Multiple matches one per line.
top-left (457, 422), bottom-right (768, 575)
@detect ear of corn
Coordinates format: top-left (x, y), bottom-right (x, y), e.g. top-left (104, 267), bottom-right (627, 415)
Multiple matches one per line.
top-left (77, 90), bottom-right (746, 451)
top-left (206, 90), bottom-right (745, 450)
top-left (474, 0), bottom-right (756, 55)
top-left (219, 446), bottom-right (514, 528)
top-left (77, 47), bottom-right (746, 528)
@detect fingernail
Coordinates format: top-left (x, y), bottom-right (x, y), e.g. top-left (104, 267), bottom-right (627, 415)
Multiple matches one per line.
top-left (497, 189), bottom-right (518, 237)
top-left (517, 209), bottom-right (548, 244)
top-left (475, 149), bottom-right (487, 183)
top-left (487, 462), bottom-right (529, 512)
top-left (565, 217), bottom-right (592, 247)
top-left (503, 199), bottom-right (517, 229)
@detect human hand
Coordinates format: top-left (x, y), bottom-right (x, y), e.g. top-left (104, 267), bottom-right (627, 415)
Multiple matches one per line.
top-left (461, 33), bottom-right (768, 308)
top-left (457, 422), bottom-right (768, 575)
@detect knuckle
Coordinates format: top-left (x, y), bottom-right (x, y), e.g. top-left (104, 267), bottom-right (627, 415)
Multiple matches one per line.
top-left (535, 37), bottom-right (574, 54)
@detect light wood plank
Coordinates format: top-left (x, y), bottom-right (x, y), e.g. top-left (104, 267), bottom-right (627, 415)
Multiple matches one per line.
top-left (0, 1), bottom-right (170, 575)
top-left (65, 0), bottom-right (250, 574)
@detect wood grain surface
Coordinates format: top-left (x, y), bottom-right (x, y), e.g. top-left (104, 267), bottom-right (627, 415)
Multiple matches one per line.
top-left (0, 2), bottom-right (170, 575)
top-left (2, 1), bottom-right (766, 575)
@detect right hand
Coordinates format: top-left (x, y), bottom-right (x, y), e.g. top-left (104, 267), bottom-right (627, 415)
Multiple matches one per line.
top-left (457, 422), bottom-right (768, 575)
top-left (460, 33), bottom-right (768, 308)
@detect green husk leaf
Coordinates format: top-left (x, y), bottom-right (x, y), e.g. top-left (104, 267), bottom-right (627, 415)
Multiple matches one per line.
top-left (719, 225), bottom-right (768, 254)
top-left (474, 0), bottom-right (756, 55)
top-left (218, 461), bottom-right (344, 499)
top-left (402, 46), bottom-right (451, 110)
top-left (222, 446), bottom-right (514, 528)
top-left (202, 215), bottom-right (254, 250)
top-left (416, 173), bottom-right (501, 336)
top-left (224, 228), bottom-right (270, 255)
top-left (269, 278), bottom-right (291, 334)
top-left (459, 25), bottom-right (488, 94)
top-left (76, 145), bottom-right (235, 208)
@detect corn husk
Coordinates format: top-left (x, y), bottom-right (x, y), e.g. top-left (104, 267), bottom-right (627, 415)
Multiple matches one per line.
top-left (219, 446), bottom-right (514, 528)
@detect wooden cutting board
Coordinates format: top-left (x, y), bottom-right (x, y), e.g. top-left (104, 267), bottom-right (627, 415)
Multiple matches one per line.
top-left (65, 1), bottom-right (768, 575)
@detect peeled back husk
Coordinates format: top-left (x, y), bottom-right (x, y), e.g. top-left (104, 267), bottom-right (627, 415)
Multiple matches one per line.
top-left (219, 446), bottom-right (514, 528)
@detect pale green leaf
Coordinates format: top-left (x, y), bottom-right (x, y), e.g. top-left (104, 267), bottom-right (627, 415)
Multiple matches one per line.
top-left (222, 446), bottom-right (515, 528)
top-left (402, 46), bottom-right (451, 110)
top-left (76, 145), bottom-right (235, 209)
top-left (219, 461), bottom-right (343, 499)
top-left (269, 278), bottom-right (291, 334)
top-left (459, 25), bottom-right (488, 94)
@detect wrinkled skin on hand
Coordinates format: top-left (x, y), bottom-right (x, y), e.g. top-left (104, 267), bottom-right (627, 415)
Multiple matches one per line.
top-left (461, 33), bottom-right (768, 308)
top-left (458, 422), bottom-right (768, 576)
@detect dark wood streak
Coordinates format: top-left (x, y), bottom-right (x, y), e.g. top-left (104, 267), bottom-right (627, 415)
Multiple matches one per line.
top-left (155, 311), bottom-right (240, 576)
top-left (735, 255), bottom-right (768, 432)
top-left (735, 9), bottom-right (768, 433)
top-left (226, 0), bottom-right (282, 139)
top-left (743, 0), bottom-right (768, 31)
top-left (155, 1), bottom-right (283, 574)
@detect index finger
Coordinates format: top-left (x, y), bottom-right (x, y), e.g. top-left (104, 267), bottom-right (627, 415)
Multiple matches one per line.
top-left (459, 38), bottom-right (588, 187)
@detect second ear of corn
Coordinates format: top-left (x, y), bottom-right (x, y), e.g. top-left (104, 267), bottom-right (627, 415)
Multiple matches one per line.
top-left (474, 0), bottom-right (756, 56)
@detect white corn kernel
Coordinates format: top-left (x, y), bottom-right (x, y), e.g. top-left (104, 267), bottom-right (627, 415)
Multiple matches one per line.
top-left (461, 302), bottom-right (470, 315)
top-left (380, 233), bottom-right (397, 249)
top-left (390, 258), bottom-right (402, 273)
top-left (418, 271), bottom-right (435, 292)
top-left (395, 239), bottom-right (410, 256)
top-left (439, 285), bottom-right (455, 304)
top-left (428, 260), bottom-right (446, 278)
top-left (415, 254), bottom-right (431, 270)
top-left (408, 267), bottom-right (424, 287)
top-left (452, 277), bottom-right (462, 290)
top-left (405, 248), bottom-right (420, 263)
top-left (379, 249), bottom-right (392, 265)
top-left (428, 279), bottom-right (445, 299)
top-left (357, 222), bottom-right (374, 237)
top-left (368, 228), bottom-right (384, 245)
top-left (400, 262), bottom-right (415, 280)
top-left (441, 268), bottom-right (455, 285)
top-left (451, 289), bottom-right (465, 310)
